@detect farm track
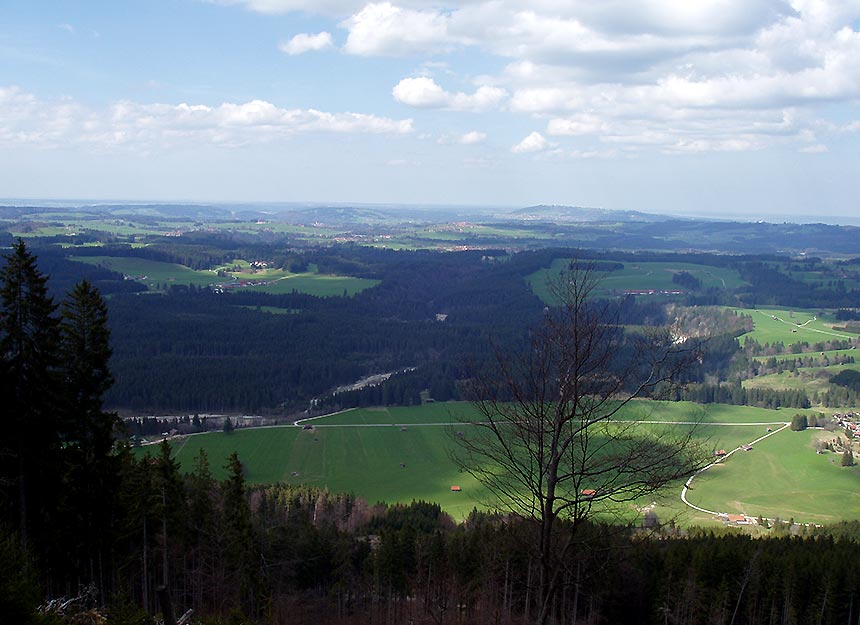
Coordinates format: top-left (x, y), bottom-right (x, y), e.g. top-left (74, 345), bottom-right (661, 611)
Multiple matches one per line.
top-left (680, 422), bottom-right (791, 516)
top-left (754, 310), bottom-right (851, 340)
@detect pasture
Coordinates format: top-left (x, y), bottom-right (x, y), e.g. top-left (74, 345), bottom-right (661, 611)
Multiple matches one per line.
top-left (733, 308), bottom-right (854, 345)
top-left (142, 401), bottom-right (858, 524)
top-left (753, 348), bottom-right (859, 363)
top-left (685, 428), bottom-right (860, 524)
top-left (74, 256), bottom-right (216, 287)
top-left (529, 258), bottom-right (747, 302)
top-left (72, 255), bottom-right (379, 296)
top-left (743, 361), bottom-right (860, 404)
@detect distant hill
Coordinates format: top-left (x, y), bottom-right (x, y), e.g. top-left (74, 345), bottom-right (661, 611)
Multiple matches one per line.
top-left (509, 204), bottom-right (668, 223)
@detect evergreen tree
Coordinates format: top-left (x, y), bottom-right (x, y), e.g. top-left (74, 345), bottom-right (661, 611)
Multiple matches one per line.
top-left (222, 452), bottom-right (262, 616)
top-left (0, 240), bottom-right (60, 551)
top-left (57, 280), bottom-right (119, 587)
top-left (790, 414), bottom-right (808, 431)
top-left (842, 449), bottom-right (855, 467)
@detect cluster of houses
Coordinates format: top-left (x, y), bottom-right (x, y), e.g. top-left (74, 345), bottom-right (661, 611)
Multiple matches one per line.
top-left (621, 289), bottom-right (686, 296)
top-left (833, 411), bottom-right (860, 436)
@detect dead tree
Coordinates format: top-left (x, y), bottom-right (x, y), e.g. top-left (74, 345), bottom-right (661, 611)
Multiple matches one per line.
top-left (455, 263), bottom-right (711, 625)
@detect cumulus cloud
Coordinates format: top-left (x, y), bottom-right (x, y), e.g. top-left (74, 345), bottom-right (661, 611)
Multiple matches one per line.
top-left (209, 0), bottom-right (860, 155)
top-left (392, 77), bottom-right (506, 111)
top-left (342, 3), bottom-right (455, 56)
top-left (0, 87), bottom-right (413, 151)
top-left (279, 31), bottom-right (334, 55)
top-left (511, 131), bottom-right (550, 153)
top-left (204, 0), bottom-right (365, 15)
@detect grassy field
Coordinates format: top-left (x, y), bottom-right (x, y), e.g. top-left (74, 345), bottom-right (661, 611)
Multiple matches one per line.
top-left (529, 259), bottom-right (747, 302)
top-left (74, 256), bottom-right (217, 287)
top-left (164, 419), bottom-right (485, 519)
top-left (136, 400), bottom-right (860, 524)
top-left (686, 428), bottom-right (860, 523)
top-left (753, 348), bottom-right (859, 363)
top-left (733, 308), bottom-right (854, 345)
top-left (73, 256), bottom-right (379, 296)
top-left (743, 361), bottom-right (860, 402)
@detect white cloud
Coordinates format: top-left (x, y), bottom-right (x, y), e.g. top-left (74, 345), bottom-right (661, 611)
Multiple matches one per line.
top-left (57, 23), bottom-right (76, 35)
top-left (207, 0), bottom-right (860, 154)
top-left (458, 130), bottom-right (486, 144)
top-left (204, 0), bottom-right (365, 15)
top-left (342, 3), bottom-right (454, 56)
top-left (279, 31), bottom-right (334, 55)
top-left (392, 77), bottom-right (506, 111)
top-left (437, 130), bottom-right (487, 144)
top-left (0, 87), bottom-right (413, 151)
top-left (511, 131), bottom-right (550, 153)
top-left (800, 143), bottom-right (828, 153)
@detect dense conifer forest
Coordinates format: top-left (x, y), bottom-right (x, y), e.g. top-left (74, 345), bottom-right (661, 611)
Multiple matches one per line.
top-left (3, 240), bottom-right (860, 624)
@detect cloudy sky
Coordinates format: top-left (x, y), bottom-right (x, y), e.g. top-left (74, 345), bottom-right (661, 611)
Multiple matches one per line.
top-left (2, 0), bottom-right (860, 219)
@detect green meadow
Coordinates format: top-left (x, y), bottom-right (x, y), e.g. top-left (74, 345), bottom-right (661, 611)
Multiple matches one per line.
top-left (137, 400), bottom-right (858, 524)
top-left (685, 428), bottom-right (860, 524)
top-left (753, 348), bottom-right (859, 363)
top-left (74, 256), bottom-right (217, 287)
top-left (733, 308), bottom-right (853, 345)
top-left (73, 255), bottom-right (379, 296)
top-left (743, 361), bottom-right (860, 406)
top-left (529, 258), bottom-right (747, 302)
top-left (164, 419), bottom-right (485, 520)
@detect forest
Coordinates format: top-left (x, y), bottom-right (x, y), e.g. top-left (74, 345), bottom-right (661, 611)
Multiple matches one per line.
top-left (24, 240), bottom-right (860, 414)
top-left (4, 221), bottom-right (860, 624)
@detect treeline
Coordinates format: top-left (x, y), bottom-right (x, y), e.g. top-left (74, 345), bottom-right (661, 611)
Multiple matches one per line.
top-left (679, 382), bottom-right (811, 409)
top-left (0, 241), bottom-right (120, 616)
top-left (736, 261), bottom-right (860, 308)
top-left (11, 444), bottom-right (860, 625)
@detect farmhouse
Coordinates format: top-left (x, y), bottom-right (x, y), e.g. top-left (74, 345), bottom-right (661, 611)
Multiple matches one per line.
top-left (451, 485), bottom-right (461, 492)
top-left (580, 489), bottom-right (597, 498)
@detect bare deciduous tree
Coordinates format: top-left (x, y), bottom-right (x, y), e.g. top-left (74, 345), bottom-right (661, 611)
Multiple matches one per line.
top-left (455, 264), bottom-right (710, 625)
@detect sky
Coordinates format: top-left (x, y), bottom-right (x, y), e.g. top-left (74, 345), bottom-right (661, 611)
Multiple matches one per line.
top-left (2, 0), bottom-right (860, 220)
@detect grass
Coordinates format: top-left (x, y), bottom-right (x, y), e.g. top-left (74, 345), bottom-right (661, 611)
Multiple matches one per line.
top-left (529, 259), bottom-right (747, 302)
top-left (753, 348), bottom-right (859, 363)
top-left (163, 420), bottom-right (485, 519)
top-left (72, 255), bottom-right (379, 296)
top-left (733, 308), bottom-right (854, 346)
top-left (235, 306), bottom-right (300, 315)
top-left (686, 428), bottom-right (860, 523)
top-left (74, 256), bottom-right (217, 287)
top-left (139, 400), bottom-right (854, 523)
top-left (245, 274), bottom-right (379, 296)
top-left (742, 361), bottom-right (860, 406)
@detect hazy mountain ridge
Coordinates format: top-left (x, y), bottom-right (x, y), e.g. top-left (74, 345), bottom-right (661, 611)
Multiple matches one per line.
top-left (509, 204), bottom-right (668, 223)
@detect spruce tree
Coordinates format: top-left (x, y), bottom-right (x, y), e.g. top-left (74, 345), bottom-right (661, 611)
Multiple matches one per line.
top-left (0, 240), bottom-right (60, 548)
top-left (222, 452), bottom-right (261, 616)
top-left (57, 279), bottom-right (119, 588)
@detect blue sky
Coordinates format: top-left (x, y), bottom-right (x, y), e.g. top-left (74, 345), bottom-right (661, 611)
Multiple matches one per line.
top-left (2, 0), bottom-right (860, 220)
